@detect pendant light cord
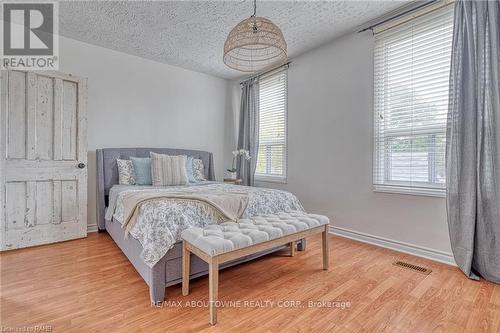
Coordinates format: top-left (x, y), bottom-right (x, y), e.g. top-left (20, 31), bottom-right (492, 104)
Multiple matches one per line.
top-left (251, 0), bottom-right (258, 32)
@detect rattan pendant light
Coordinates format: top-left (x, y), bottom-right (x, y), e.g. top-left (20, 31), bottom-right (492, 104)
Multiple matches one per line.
top-left (223, 0), bottom-right (287, 72)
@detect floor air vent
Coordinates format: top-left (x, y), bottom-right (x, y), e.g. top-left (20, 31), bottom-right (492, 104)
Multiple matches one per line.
top-left (393, 261), bottom-right (432, 275)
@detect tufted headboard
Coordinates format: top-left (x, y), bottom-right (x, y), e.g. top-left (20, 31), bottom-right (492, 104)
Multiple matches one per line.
top-left (96, 147), bottom-right (215, 231)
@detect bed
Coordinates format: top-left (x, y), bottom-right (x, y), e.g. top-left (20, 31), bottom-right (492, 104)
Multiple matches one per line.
top-left (96, 148), bottom-right (305, 303)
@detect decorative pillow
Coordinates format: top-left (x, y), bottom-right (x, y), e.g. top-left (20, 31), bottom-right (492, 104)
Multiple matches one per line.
top-left (130, 157), bottom-right (152, 185)
top-left (186, 156), bottom-right (197, 183)
top-left (193, 158), bottom-right (206, 181)
top-left (150, 152), bottom-right (189, 186)
top-left (116, 159), bottom-right (136, 185)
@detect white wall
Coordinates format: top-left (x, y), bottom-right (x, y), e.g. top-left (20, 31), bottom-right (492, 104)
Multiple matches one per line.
top-left (230, 31), bottom-right (452, 257)
top-left (59, 37), bottom-right (229, 231)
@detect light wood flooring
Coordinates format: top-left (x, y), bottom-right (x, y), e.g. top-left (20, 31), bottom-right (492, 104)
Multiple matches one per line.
top-left (1, 232), bottom-right (499, 332)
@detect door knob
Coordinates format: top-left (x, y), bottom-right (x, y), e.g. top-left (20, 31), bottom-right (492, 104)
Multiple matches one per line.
top-left (78, 163), bottom-right (86, 169)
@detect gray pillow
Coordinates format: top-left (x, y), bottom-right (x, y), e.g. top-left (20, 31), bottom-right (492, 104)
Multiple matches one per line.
top-left (116, 159), bottom-right (136, 185)
top-left (193, 158), bottom-right (206, 181)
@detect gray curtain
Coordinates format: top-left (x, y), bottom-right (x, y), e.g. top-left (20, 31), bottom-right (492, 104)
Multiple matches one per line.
top-left (237, 78), bottom-right (259, 186)
top-left (446, 0), bottom-right (500, 283)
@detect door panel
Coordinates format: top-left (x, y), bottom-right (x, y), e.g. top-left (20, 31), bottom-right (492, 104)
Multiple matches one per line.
top-left (1, 70), bottom-right (87, 250)
top-left (61, 180), bottom-right (78, 222)
top-left (5, 182), bottom-right (26, 230)
top-left (62, 81), bottom-right (78, 161)
top-left (35, 181), bottom-right (54, 225)
top-left (35, 75), bottom-right (54, 160)
top-left (6, 71), bottom-right (26, 159)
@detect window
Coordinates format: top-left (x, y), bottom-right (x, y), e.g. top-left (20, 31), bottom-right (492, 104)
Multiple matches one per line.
top-left (373, 5), bottom-right (454, 196)
top-left (255, 68), bottom-right (287, 182)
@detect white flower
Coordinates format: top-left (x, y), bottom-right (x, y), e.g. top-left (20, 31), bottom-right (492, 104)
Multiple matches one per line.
top-left (239, 149), bottom-right (246, 154)
top-left (232, 150), bottom-right (239, 156)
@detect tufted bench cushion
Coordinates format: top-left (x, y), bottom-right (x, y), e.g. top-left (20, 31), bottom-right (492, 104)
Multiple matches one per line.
top-left (181, 211), bottom-right (329, 257)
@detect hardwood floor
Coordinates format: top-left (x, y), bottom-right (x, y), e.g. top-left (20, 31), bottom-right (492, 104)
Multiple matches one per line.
top-left (1, 232), bottom-right (499, 332)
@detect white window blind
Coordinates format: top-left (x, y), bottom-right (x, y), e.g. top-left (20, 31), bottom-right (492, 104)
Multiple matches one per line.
top-left (255, 68), bottom-right (287, 181)
top-left (373, 5), bottom-right (454, 196)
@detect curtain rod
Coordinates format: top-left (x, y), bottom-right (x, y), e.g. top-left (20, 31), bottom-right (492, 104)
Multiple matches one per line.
top-left (358, 0), bottom-right (439, 33)
top-left (239, 61), bottom-right (291, 85)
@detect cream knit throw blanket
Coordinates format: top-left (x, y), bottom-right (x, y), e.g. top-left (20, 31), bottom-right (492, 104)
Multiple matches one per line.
top-left (121, 190), bottom-right (249, 237)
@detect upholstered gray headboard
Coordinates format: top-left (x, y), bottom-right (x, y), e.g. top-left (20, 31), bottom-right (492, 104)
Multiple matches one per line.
top-left (96, 148), bottom-right (215, 231)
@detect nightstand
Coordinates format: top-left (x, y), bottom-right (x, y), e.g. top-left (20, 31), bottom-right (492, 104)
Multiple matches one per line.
top-left (223, 178), bottom-right (243, 185)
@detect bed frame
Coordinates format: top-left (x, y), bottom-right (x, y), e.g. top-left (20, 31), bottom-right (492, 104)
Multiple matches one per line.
top-left (96, 148), bottom-right (304, 303)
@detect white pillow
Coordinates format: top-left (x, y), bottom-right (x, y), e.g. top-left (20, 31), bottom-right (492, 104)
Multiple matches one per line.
top-left (150, 152), bottom-right (189, 186)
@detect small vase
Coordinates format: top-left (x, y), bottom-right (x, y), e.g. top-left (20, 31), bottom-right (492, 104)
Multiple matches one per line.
top-left (228, 171), bottom-right (237, 180)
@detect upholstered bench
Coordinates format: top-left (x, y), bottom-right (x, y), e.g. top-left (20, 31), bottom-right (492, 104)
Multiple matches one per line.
top-left (181, 211), bottom-right (330, 325)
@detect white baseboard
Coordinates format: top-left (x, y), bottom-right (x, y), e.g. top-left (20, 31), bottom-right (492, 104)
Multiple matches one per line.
top-left (329, 225), bottom-right (456, 267)
top-left (87, 224), bottom-right (98, 233)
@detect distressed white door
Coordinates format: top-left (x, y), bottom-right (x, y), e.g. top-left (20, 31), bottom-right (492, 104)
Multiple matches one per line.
top-left (0, 70), bottom-right (87, 250)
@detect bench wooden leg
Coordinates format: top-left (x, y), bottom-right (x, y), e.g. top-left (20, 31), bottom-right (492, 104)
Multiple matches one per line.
top-left (182, 241), bottom-right (190, 296)
top-left (289, 241), bottom-right (295, 257)
top-left (322, 225), bottom-right (329, 270)
top-left (297, 238), bottom-right (306, 251)
top-left (209, 258), bottom-right (219, 325)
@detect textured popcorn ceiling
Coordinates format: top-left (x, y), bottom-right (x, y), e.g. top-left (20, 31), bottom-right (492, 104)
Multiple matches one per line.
top-left (60, 1), bottom-right (407, 79)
